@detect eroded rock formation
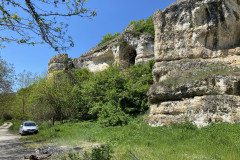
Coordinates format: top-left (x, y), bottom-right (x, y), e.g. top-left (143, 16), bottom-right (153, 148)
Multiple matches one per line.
top-left (148, 0), bottom-right (240, 127)
top-left (48, 26), bottom-right (154, 74)
top-left (153, 0), bottom-right (240, 61)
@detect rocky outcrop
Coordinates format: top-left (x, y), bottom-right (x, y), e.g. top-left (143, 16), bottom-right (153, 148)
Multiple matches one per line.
top-left (48, 27), bottom-right (154, 73)
top-left (48, 54), bottom-right (74, 75)
top-left (148, 95), bottom-right (240, 128)
top-left (153, 0), bottom-right (240, 61)
top-left (148, 0), bottom-right (240, 127)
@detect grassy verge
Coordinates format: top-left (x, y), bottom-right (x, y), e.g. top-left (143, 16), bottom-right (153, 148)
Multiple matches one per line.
top-left (10, 118), bottom-right (240, 160)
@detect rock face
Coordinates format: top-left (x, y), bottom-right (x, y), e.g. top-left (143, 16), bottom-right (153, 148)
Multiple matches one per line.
top-left (153, 0), bottom-right (240, 61)
top-left (48, 54), bottom-right (74, 76)
top-left (149, 95), bottom-right (240, 127)
top-left (48, 27), bottom-right (154, 73)
top-left (148, 0), bottom-right (240, 127)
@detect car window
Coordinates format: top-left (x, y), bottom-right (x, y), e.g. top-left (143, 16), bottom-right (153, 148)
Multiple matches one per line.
top-left (24, 122), bottom-right (36, 126)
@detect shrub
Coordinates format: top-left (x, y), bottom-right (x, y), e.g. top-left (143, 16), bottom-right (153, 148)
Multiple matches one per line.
top-left (97, 102), bottom-right (130, 126)
top-left (83, 144), bottom-right (113, 160)
top-left (97, 15), bottom-right (154, 47)
top-left (98, 32), bottom-right (120, 46)
top-left (78, 61), bottom-right (154, 125)
top-left (128, 16), bottom-right (154, 36)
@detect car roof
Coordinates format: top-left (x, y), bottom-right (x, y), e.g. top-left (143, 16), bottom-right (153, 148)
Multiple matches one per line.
top-left (23, 121), bottom-right (36, 123)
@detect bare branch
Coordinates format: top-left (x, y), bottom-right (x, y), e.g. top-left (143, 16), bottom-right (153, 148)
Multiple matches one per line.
top-left (0, 0), bottom-right (96, 52)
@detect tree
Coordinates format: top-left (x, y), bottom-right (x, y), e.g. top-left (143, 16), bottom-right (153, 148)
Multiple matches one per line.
top-left (0, 0), bottom-right (96, 51)
top-left (0, 56), bottom-right (14, 120)
top-left (0, 92), bottom-right (15, 120)
top-left (0, 56), bottom-right (14, 93)
top-left (37, 71), bottom-right (76, 123)
top-left (16, 70), bottom-right (37, 115)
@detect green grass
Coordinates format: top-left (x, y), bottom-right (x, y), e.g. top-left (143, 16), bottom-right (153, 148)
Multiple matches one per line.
top-left (10, 118), bottom-right (240, 160)
top-left (9, 119), bottom-right (22, 132)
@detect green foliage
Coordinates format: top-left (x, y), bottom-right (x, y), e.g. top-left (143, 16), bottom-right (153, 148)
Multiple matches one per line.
top-left (83, 61), bottom-right (154, 125)
top-left (9, 119), bottom-right (22, 133)
top-left (0, 92), bottom-right (15, 120)
top-left (38, 71), bottom-right (77, 122)
top-left (128, 16), bottom-right (154, 36)
top-left (170, 122), bottom-right (198, 130)
top-left (0, 0), bottom-right (96, 51)
top-left (60, 144), bottom-right (113, 160)
top-left (95, 16), bottom-right (154, 47)
top-left (83, 144), bottom-right (113, 160)
top-left (66, 152), bottom-right (81, 160)
top-left (98, 32), bottom-right (121, 46)
top-left (97, 102), bottom-right (130, 126)
top-left (0, 57), bottom-right (14, 92)
top-left (7, 61), bottom-right (154, 126)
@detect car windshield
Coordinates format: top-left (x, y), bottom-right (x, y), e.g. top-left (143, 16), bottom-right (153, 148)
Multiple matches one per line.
top-left (24, 122), bottom-right (36, 126)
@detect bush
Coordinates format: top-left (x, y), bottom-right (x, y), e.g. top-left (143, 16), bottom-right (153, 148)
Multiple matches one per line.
top-left (97, 102), bottom-right (130, 126)
top-left (83, 144), bottom-right (113, 160)
top-left (128, 16), bottom-right (154, 36)
top-left (97, 16), bottom-right (154, 47)
top-left (78, 61), bottom-right (154, 125)
top-left (98, 32), bottom-right (120, 46)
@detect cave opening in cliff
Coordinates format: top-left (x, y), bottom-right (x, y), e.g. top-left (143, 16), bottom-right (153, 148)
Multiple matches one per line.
top-left (119, 42), bottom-right (137, 68)
top-left (127, 48), bottom-right (137, 65)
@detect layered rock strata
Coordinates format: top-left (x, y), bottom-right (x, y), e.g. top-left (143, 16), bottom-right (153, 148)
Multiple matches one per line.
top-left (153, 0), bottom-right (240, 61)
top-left (48, 27), bottom-right (154, 73)
top-left (148, 0), bottom-right (240, 127)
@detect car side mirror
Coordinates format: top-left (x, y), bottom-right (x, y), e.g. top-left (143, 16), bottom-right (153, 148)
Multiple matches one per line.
top-left (20, 125), bottom-right (23, 127)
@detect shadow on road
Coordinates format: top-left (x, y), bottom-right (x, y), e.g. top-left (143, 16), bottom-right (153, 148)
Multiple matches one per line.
top-left (0, 123), bottom-right (34, 160)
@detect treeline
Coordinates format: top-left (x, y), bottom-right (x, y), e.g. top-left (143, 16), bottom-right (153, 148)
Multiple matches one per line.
top-left (3, 61), bottom-right (154, 126)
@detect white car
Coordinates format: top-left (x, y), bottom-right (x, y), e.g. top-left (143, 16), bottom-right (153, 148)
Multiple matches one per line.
top-left (19, 121), bottom-right (38, 135)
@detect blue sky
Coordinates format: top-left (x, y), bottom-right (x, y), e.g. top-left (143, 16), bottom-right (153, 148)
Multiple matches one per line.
top-left (0, 0), bottom-right (176, 76)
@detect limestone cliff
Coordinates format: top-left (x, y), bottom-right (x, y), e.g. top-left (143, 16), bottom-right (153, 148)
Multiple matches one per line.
top-left (148, 0), bottom-right (240, 127)
top-left (153, 0), bottom-right (240, 61)
top-left (48, 0), bottom-right (240, 127)
top-left (48, 26), bottom-right (154, 74)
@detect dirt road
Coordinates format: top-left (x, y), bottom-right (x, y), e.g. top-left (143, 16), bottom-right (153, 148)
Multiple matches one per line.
top-left (0, 122), bottom-right (33, 160)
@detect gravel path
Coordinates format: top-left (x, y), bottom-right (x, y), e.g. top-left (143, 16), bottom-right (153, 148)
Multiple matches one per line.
top-left (0, 122), bottom-right (34, 160)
